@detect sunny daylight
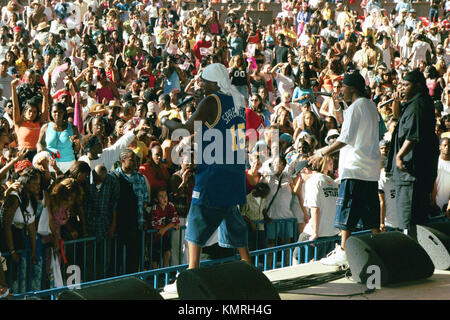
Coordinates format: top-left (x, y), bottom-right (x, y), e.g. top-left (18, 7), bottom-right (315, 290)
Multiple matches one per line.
top-left (0, 0), bottom-right (448, 309)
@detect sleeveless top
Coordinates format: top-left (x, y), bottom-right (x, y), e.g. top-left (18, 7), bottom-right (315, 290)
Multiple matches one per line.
top-left (192, 91), bottom-right (247, 206)
top-left (45, 122), bottom-right (75, 162)
top-left (210, 22), bottom-right (220, 35)
top-left (265, 35), bottom-right (275, 48)
top-left (140, 69), bottom-right (156, 88)
top-left (105, 69), bottom-right (114, 83)
top-left (10, 192), bottom-right (35, 226)
top-left (248, 34), bottom-right (260, 44)
top-left (230, 68), bottom-right (247, 86)
top-left (96, 86), bottom-right (115, 104)
top-left (16, 120), bottom-right (41, 150)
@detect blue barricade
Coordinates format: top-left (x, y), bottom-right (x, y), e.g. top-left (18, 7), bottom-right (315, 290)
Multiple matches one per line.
top-left (5, 215), bottom-right (449, 300)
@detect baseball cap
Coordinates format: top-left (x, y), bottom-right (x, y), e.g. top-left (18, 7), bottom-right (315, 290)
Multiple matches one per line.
top-left (291, 160), bottom-right (310, 178)
top-left (325, 129), bottom-right (340, 145)
top-left (343, 70), bottom-right (366, 94)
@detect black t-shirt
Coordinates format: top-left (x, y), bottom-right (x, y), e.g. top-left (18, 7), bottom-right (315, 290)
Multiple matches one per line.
top-left (274, 45), bottom-right (289, 65)
top-left (431, 0), bottom-right (441, 9)
top-left (230, 68), bottom-right (247, 86)
top-left (168, 9), bottom-right (179, 25)
top-left (388, 92), bottom-right (439, 183)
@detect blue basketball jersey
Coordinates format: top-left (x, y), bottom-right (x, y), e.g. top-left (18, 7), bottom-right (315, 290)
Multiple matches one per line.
top-left (192, 91), bottom-right (247, 206)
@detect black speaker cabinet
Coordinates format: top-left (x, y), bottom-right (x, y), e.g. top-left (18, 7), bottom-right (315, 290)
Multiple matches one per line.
top-left (417, 221), bottom-right (450, 270)
top-left (177, 261), bottom-right (281, 300)
top-left (345, 231), bottom-right (435, 286)
top-left (58, 277), bottom-right (164, 300)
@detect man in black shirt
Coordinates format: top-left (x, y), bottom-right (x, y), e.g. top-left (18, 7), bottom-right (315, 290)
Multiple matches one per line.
top-left (429, 0), bottom-right (441, 23)
top-left (167, 4), bottom-right (180, 27)
top-left (273, 33), bottom-right (289, 66)
top-left (387, 69), bottom-right (440, 239)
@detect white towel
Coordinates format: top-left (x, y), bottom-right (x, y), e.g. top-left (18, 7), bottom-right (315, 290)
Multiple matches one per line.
top-left (201, 63), bottom-right (246, 114)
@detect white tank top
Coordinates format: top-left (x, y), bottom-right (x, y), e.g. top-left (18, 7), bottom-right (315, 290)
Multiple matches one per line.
top-left (11, 192), bottom-right (36, 226)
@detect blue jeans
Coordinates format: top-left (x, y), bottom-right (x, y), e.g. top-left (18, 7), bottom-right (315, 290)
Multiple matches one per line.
top-left (430, 7), bottom-right (439, 22)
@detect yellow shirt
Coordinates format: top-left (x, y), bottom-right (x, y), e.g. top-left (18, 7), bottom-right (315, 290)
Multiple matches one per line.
top-left (157, 108), bottom-right (181, 126)
top-left (188, 36), bottom-right (196, 51)
top-left (279, 29), bottom-right (297, 42)
top-left (322, 8), bottom-right (331, 21)
top-left (15, 58), bottom-right (30, 78)
top-left (133, 140), bottom-right (148, 165)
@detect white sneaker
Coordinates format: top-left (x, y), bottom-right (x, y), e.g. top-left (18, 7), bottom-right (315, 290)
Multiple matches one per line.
top-left (320, 244), bottom-right (348, 267)
top-left (163, 280), bottom-right (177, 294)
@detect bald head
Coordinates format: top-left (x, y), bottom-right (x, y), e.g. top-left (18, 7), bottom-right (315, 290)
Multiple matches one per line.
top-left (93, 164), bottom-right (107, 184)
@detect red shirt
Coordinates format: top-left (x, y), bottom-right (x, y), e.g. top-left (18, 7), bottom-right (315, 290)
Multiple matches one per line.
top-left (148, 202), bottom-right (179, 242)
top-left (140, 69), bottom-right (156, 88)
top-left (138, 163), bottom-right (170, 196)
top-left (193, 40), bottom-right (212, 63)
top-left (149, 203), bottom-right (180, 229)
top-left (246, 108), bottom-right (265, 142)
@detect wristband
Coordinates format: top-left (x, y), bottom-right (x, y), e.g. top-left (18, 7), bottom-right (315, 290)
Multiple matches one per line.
top-left (316, 150), bottom-right (324, 158)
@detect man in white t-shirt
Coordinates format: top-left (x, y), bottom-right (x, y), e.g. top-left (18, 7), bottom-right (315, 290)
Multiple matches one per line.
top-left (309, 70), bottom-right (381, 266)
top-left (432, 137), bottom-right (450, 216)
top-left (295, 160), bottom-right (339, 241)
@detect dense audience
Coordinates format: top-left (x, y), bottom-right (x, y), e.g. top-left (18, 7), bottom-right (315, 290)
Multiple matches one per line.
top-left (0, 0), bottom-right (450, 297)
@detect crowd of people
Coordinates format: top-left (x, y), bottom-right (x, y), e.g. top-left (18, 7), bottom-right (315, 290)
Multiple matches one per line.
top-left (0, 0), bottom-right (449, 298)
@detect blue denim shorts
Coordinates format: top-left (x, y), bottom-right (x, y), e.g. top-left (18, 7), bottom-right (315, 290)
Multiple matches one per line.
top-left (334, 179), bottom-right (380, 232)
top-left (185, 203), bottom-right (248, 248)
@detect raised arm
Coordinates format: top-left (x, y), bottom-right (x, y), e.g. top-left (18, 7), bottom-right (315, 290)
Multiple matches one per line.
top-left (40, 85), bottom-right (49, 125)
top-left (161, 95), bottom-right (218, 135)
top-left (11, 79), bottom-right (23, 126)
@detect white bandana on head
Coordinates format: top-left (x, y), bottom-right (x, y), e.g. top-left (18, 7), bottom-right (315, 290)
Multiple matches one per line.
top-left (201, 63), bottom-right (246, 113)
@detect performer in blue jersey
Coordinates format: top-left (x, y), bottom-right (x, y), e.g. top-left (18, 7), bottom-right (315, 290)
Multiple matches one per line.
top-left (160, 63), bottom-right (250, 273)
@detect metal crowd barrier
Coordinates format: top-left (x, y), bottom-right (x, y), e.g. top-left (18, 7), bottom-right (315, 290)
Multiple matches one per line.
top-left (5, 215), bottom-right (449, 300)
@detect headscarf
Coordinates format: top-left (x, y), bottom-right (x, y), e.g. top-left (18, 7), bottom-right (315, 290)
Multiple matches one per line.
top-left (14, 159), bottom-right (33, 173)
top-left (201, 63), bottom-right (246, 113)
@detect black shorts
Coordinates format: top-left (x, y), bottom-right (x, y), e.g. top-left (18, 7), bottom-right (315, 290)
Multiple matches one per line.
top-left (334, 179), bottom-right (380, 232)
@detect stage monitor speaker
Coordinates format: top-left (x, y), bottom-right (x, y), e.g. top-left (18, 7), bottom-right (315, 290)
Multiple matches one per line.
top-left (177, 261), bottom-right (281, 300)
top-left (58, 276), bottom-right (164, 300)
top-left (417, 221), bottom-right (450, 270)
top-left (345, 231), bottom-right (435, 286)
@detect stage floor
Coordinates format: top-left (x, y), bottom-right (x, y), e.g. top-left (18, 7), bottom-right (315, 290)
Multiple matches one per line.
top-left (265, 262), bottom-right (450, 300)
top-left (161, 262), bottom-right (450, 300)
